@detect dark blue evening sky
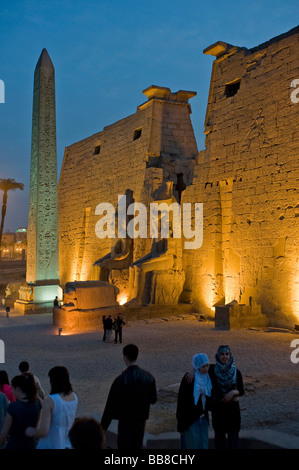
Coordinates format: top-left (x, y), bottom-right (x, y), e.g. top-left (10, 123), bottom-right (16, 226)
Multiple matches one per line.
top-left (0, 0), bottom-right (298, 231)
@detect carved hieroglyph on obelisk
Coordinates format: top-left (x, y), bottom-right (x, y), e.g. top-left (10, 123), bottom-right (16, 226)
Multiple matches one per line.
top-left (25, 48), bottom-right (61, 307)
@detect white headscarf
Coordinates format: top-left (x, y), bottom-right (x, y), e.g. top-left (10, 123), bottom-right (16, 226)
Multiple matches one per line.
top-left (192, 353), bottom-right (212, 408)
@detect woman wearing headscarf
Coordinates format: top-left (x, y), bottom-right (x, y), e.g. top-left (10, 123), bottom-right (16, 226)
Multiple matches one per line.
top-left (176, 353), bottom-right (212, 449)
top-left (209, 345), bottom-right (244, 449)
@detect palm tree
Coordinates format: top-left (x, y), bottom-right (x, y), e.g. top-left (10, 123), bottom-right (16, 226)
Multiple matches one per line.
top-left (0, 178), bottom-right (24, 255)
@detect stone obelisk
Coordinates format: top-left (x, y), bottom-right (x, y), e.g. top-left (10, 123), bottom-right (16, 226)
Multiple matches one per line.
top-left (16, 49), bottom-right (61, 313)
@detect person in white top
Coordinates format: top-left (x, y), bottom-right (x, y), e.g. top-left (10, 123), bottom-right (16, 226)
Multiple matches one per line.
top-left (26, 366), bottom-right (78, 449)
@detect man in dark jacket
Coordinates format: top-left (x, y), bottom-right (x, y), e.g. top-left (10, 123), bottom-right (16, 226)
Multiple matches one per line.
top-left (101, 344), bottom-right (157, 449)
top-left (113, 314), bottom-right (126, 344)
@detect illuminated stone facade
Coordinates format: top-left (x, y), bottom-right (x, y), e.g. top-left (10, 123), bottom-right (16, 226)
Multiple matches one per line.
top-left (183, 26), bottom-right (299, 327)
top-left (58, 26), bottom-right (299, 327)
top-left (58, 85), bottom-right (198, 302)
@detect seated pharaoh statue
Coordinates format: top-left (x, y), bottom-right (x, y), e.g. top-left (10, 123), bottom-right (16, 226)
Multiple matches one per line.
top-left (94, 189), bottom-right (134, 282)
top-left (128, 181), bottom-right (185, 306)
top-left (18, 283), bottom-right (34, 301)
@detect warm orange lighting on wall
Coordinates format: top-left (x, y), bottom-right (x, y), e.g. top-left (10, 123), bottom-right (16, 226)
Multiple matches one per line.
top-left (117, 294), bottom-right (128, 305)
top-left (200, 277), bottom-right (218, 314)
top-left (291, 279), bottom-right (299, 321)
top-left (56, 327), bottom-right (75, 336)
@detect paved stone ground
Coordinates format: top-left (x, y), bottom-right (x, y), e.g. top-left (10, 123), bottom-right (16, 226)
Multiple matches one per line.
top-left (0, 309), bottom-right (299, 449)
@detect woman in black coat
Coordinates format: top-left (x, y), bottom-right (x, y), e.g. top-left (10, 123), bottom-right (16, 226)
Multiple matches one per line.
top-left (209, 345), bottom-right (244, 449)
top-left (176, 353), bottom-right (213, 449)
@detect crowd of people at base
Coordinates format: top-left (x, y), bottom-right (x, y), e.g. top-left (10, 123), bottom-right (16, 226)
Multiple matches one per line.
top-left (0, 343), bottom-right (244, 450)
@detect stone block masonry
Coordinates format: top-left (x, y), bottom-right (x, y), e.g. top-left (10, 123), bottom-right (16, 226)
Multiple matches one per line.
top-left (58, 86), bottom-right (198, 287)
top-left (58, 26), bottom-right (299, 328)
top-left (186, 26), bottom-right (299, 327)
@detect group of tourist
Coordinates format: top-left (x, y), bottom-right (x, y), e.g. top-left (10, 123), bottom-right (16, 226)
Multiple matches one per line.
top-left (0, 344), bottom-right (243, 450)
top-left (102, 314), bottom-right (126, 343)
top-left (0, 362), bottom-right (80, 449)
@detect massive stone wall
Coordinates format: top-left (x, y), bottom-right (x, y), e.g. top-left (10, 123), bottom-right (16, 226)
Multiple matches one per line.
top-left (185, 26), bottom-right (299, 327)
top-left (58, 86), bottom-right (198, 287)
top-left (58, 27), bottom-right (299, 327)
